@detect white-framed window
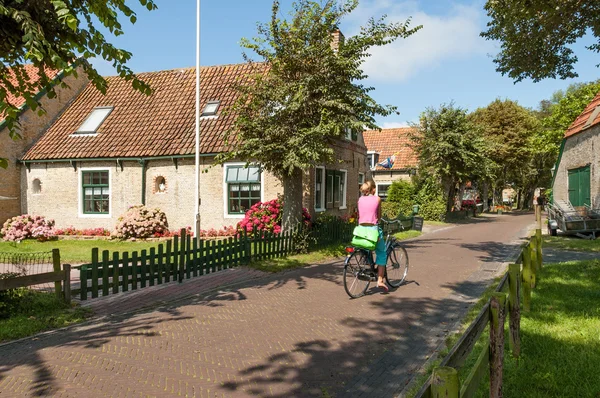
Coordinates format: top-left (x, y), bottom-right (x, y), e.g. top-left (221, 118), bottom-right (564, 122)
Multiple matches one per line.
top-left (358, 173), bottom-right (365, 194)
top-left (367, 151), bottom-right (379, 170)
top-left (322, 169), bottom-right (347, 210)
top-left (75, 107), bottom-right (113, 134)
top-left (78, 167), bottom-right (111, 218)
top-left (315, 167), bottom-right (325, 211)
top-left (201, 100), bottom-right (220, 117)
top-left (223, 163), bottom-right (263, 218)
top-left (376, 183), bottom-right (391, 201)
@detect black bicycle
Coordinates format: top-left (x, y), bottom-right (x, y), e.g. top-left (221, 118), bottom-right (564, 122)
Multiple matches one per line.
top-left (343, 220), bottom-right (409, 298)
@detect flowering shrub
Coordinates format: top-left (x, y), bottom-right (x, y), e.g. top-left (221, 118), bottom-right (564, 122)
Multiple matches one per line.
top-left (197, 225), bottom-right (237, 238)
top-left (55, 227), bottom-right (111, 237)
top-left (236, 199), bottom-right (311, 234)
top-left (112, 205), bottom-right (169, 240)
top-left (1, 214), bottom-right (56, 242)
top-left (154, 226), bottom-right (194, 238)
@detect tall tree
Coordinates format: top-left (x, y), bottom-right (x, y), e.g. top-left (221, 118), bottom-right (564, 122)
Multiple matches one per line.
top-left (219, 0), bottom-right (421, 229)
top-left (481, 0), bottom-right (600, 82)
top-left (470, 99), bottom-right (539, 206)
top-left (410, 103), bottom-right (491, 212)
top-left (0, 0), bottom-right (156, 168)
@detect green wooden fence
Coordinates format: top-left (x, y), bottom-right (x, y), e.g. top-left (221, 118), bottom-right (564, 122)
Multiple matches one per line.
top-left (77, 215), bottom-right (404, 300)
top-left (413, 230), bottom-right (543, 398)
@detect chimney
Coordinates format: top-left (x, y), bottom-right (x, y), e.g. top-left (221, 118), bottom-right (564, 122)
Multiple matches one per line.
top-left (331, 29), bottom-right (345, 53)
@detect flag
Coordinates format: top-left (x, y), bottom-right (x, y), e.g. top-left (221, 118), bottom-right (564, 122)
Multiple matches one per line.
top-left (378, 154), bottom-right (395, 169)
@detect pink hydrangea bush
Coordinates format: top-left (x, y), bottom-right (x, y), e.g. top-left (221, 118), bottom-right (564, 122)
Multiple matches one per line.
top-left (55, 227), bottom-right (111, 237)
top-left (1, 214), bottom-right (56, 242)
top-left (112, 205), bottom-right (169, 240)
top-left (197, 225), bottom-right (237, 238)
top-left (236, 198), bottom-right (311, 235)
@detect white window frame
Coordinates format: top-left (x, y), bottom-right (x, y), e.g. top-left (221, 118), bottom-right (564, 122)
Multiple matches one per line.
top-left (223, 162), bottom-right (264, 219)
top-left (314, 166), bottom-right (326, 212)
top-left (367, 151), bottom-right (377, 170)
top-left (75, 106), bottom-right (113, 135)
top-left (358, 173), bottom-right (365, 185)
top-left (339, 169), bottom-right (348, 209)
top-left (376, 183), bottom-right (391, 200)
top-left (78, 167), bottom-right (112, 218)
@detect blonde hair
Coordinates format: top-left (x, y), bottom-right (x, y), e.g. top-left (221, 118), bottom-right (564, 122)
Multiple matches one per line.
top-left (360, 180), bottom-right (376, 196)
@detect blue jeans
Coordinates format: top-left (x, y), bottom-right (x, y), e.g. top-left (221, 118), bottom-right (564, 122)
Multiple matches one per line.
top-left (364, 226), bottom-right (386, 266)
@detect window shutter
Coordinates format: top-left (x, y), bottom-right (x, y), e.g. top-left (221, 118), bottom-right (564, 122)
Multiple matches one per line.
top-left (351, 129), bottom-right (358, 141)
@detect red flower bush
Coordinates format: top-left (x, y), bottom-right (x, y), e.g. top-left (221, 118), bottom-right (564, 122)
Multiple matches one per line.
top-left (55, 227), bottom-right (111, 237)
top-left (236, 198), bottom-right (311, 235)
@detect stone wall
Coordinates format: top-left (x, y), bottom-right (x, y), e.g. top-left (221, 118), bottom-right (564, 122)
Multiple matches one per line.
top-left (553, 125), bottom-right (600, 207)
top-left (0, 67), bottom-right (88, 225)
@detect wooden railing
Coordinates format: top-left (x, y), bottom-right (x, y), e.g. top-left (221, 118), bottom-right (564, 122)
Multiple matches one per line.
top-left (0, 249), bottom-right (71, 302)
top-left (413, 230), bottom-right (543, 397)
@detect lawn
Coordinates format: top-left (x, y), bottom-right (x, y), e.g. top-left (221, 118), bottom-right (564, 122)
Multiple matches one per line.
top-left (250, 230), bottom-right (422, 273)
top-left (0, 290), bottom-right (91, 343)
top-left (543, 235), bottom-right (600, 252)
top-left (0, 239), bottom-right (165, 264)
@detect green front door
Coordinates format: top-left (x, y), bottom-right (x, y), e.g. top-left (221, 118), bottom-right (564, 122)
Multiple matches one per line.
top-left (568, 165), bottom-right (591, 207)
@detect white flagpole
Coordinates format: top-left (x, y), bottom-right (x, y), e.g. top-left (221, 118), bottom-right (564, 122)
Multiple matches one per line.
top-left (194, 0), bottom-right (201, 237)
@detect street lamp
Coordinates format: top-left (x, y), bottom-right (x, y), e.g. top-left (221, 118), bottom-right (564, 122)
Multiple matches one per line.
top-left (194, 0), bottom-right (201, 237)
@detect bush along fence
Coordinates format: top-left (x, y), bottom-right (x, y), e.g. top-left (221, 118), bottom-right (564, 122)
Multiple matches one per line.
top-left (414, 229), bottom-right (543, 398)
top-left (0, 249), bottom-right (71, 302)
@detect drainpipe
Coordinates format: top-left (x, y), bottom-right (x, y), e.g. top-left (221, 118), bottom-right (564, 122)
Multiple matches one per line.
top-left (139, 159), bottom-right (147, 205)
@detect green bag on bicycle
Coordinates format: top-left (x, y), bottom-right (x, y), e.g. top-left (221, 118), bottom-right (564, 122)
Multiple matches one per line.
top-left (351, 226), bottom-right (379, 250)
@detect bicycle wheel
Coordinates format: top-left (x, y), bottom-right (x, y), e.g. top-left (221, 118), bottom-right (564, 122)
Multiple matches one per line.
top-left (343, 250), bottom-right (371, 298)
top-left (385, 244), bottom-right (409, 288)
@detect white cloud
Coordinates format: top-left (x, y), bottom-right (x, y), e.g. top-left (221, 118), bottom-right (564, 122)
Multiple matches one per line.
top-left (88, 57), bottom-right (117, 77)
top-left (380, 121), bottom-right (411, 129)
top-left (347, 1), bottom-right (491, 82)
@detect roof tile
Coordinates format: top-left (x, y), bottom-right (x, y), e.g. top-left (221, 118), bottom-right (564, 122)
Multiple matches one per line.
top-left (565, 90), bottom-right (600, 138)
top-left (363, 128), bottom-right (417, 170)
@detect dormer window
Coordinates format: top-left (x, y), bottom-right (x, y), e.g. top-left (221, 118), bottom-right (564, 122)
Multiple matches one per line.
top-left (202, 101), bottom-right (220, 117)
top-left (76, 107), bottom-right (113, 134)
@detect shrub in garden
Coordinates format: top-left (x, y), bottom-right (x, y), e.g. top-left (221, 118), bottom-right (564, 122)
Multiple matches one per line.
top-left (0, 272), bottom-right (27, 319)
top-left (414, 174), bottom-right (447, 221)
top-left (0, 214), bottom-right (56, 242)
top-left (112, 205), bottom-right (169, 240)
top-left (386, 180), bottom-right (416, 216)
top-left (197, 225), bottom-right (237, 238)
top-left (55, 227), bottom-right (111, 237)
top-left (381, 201), bottom-right (404, 219)
top-left (236, 198), bottom-right (311, 235)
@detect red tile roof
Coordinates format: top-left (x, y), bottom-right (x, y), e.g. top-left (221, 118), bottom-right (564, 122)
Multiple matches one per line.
top-left (363, 128), bottom-right (418, 170)
top-left (22, 63), bottom-right (267, 160)
top-left (565, 90), bottom-right (600, 138)
top-left (1, 64), bottom-right (60, 120)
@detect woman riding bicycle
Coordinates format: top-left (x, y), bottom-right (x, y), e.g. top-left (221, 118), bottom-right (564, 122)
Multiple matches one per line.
top-left (357, 180), bottom-right (389, 292)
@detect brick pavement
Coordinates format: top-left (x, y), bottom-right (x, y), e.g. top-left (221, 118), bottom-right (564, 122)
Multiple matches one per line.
top-left (0, 213), bottom-right (535, 397)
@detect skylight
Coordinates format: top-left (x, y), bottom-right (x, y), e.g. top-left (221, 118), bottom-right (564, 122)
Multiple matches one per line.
top-left (202, 101), bottom-right (220, 117)
top-left (76, 107), bottom-right (113, 134)
top-left (584, 105), bottom-right (600, 129)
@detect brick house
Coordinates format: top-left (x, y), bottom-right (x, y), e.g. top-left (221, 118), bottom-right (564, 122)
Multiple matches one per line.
top-left (362, 128), bottom-right (418, 199)
top-left (17, 63), bottom-right (369, 231)
top-left (552, 90), bottom-right (600, 208)
top-left (0, 64), bottom-right (88, 224)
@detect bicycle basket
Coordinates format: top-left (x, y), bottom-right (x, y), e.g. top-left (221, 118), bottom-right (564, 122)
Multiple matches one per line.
top-left (351, 226), bottom-right (378, 250)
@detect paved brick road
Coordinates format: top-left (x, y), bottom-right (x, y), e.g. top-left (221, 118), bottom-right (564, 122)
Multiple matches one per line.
top-left (0, 213), bottom-right (534, 397)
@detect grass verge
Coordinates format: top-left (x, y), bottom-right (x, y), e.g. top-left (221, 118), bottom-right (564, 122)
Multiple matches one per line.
top-left (0, 290), bottom-right (92, 343)
top-left (249, 231), bottom-right (422, 273)
top-left (542, 235), bottom-right (600, 252)
top-left (0, 239), bottom-right (166, 264)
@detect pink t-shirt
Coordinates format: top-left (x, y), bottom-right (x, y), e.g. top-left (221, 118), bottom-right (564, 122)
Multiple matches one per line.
top-left (358, 195), bottom-right (380, 225)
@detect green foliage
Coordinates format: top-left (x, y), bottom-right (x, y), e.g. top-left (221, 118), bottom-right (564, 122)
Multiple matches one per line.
top-left (481, 0), bottom-right (600, 82)
top-left (542, 236), bottom-right (600, 253)
top-left (413, 172), bottom-right (447, 221)
top-left (0, 289), bottom-right (90, 342)
top-left (411, 102), bottom-right (491, 212)
top-left (217, 0), bottom-right (421, 226)
top-left (0, 0), bottom-right (157, 167)
top-left (0, 273), bottom-right (27, 319)
top-left (381, 201), bottom-right (403, 218)
top-left (386, 180), bottom-right (415, 216)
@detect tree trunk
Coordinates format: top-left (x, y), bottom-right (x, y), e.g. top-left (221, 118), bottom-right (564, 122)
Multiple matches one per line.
top-left (281, 168), bottom-right (304, 231)
top-left (482, 182), bottom-right (489, 212)
top-left (456, 182), bottom-right (466, 211)
top-left (445, 180), bottom-right (455, 213)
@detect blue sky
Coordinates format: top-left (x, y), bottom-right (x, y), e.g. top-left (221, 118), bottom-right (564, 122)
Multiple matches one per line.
top-left (91, 0), bottom-right (600, 127)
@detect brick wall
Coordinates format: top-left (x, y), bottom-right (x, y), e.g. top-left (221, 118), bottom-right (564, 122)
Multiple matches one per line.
top-left (0, 67), bottom-right (88, 225)
top-left (553, 125), bottom-right (600, 207)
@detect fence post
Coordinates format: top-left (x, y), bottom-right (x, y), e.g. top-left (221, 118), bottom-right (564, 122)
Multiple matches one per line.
top-left (508, 264), bottom-right (521, 358)
top-left (530, 238), bottom-right (539, 276)
top-left (536, 229), bottom-right (543, 269)
top-left (63, 264), bottom-right (71, 303)
top-left (431, 367), bottom-right (459, 398)
top-left (179, 228), bottom-right (187, 283)
top-left (490, 292), bottom-right (507, 398)
top-left (52, 248), bottom-right (61, 300)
